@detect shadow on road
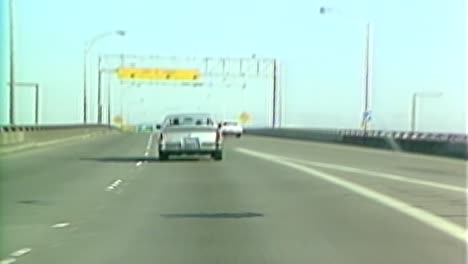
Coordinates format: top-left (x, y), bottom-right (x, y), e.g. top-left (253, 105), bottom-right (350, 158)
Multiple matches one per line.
top-left (397, 166), bottom-right (449, 175)
top-left (17, 200), bottom-right (49, 206)
top-left (80, 157), bottom-right (204, 163)
top-left (160, 212), bottom-right (264, 219)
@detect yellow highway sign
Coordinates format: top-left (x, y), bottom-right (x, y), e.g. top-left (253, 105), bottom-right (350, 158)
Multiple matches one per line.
top-left (113, 115), bottom-right (123, 124)
top-left (239, 112), bottom-right (252, 125)
top-left (117, 68), bottom-right (200, 81)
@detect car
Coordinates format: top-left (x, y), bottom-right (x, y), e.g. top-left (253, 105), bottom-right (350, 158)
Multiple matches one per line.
top-left (220, 120), bottom-right (243, 138)
top-left (137, 124), bottom-right (154, 133)
top-left (156, 113), bottom-right (223, 161)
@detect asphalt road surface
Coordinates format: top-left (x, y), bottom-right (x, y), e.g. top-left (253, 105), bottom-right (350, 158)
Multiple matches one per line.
top-left (1, 133), bottom-right (466, 264)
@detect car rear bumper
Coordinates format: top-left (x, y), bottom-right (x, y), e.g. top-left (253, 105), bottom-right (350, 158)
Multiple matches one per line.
top-left (159, 144), bottom-right (222, 154)
top-left (161, 150), bottom-right (221, 155)
top-left (222, 130), bottom-right (243, 135)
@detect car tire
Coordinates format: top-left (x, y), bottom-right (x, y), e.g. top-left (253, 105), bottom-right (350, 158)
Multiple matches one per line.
top-left (236, 133), bottom-right (242, 138)
top-left (159, 151), bottom-right (169, 161)
top-left (211, 150), bottom-right (223, 161)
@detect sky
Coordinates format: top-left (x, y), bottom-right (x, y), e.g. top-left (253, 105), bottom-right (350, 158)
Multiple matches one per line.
top-left (0, 0), bottom-right (466, 133)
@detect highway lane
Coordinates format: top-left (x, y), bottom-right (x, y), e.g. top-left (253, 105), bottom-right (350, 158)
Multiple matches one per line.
top-left (0, 133), bottom-right (150, 260)
top-left (235, 136), bottom-right (467, 228)
top-left (0, 133), bottom-right (466, 263)
top-left (242, 135), bottom-right (466, 187)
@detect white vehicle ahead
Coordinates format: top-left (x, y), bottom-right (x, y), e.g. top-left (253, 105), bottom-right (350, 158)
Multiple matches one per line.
top-left (156, 113), bottom-right (223, 161)
top-left (221, 120), bottom-right (243, 138)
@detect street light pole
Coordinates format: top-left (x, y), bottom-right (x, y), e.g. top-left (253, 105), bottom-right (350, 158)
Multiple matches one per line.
top-left (362, 22), bottom-right (372, 132)
top-left (410, 93), bottom-right (417, 132)
top-left (241, 83), bottom-right (246, 111)
top-left (98, 67), bottom-right (113, 127)
top-left (272, 59), bottom-right (278, 128)
top-left (34, 83), bottom-right (39, 124)
top-left (7, 82), bottom-right (39, 125)
top-left (410, 92), bottom-right (442, 132)
top-left (82, 46), bottom-right (88, 124)
top-left (97, 56), bottom-right (102, 123)
top-left (83, 30), bottom-right (126, 124)
top-left (319, 7), bottom-right (373, 132)
top-left (107, 71), bottom-right (112, 127)
top-left (9, 0), bottom-right (15, 125)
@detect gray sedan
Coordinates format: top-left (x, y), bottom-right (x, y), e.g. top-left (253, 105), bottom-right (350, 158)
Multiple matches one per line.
top-left (156, 113), bottom-right (223, 161)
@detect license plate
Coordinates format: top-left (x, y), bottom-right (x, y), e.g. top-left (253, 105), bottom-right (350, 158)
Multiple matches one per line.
top-left (184, 138), bottom-right (199, 149)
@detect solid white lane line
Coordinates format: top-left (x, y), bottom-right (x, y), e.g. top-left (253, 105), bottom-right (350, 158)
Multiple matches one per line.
top-left (142, 134), bottom-right (155, 161)
top-left (236, 147), bottom-right (467, 243)
top-left (51, 222), bottom-right (70, 228)
top-left (0, 258), bottom-right (16, 264)
top-left (277, 155), bottom-right (466, 193)
top-left (10, 248), bottom-right (32, 257)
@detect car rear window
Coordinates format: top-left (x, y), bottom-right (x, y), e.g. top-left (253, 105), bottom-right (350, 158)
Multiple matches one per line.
top-left (167, 116), bottom-right (214, 126)
top-left (223, 122), bottom-right (238, 126)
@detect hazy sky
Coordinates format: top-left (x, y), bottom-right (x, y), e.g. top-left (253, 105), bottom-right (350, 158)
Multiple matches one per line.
top-left (0, 0), bottom-right (466, 132)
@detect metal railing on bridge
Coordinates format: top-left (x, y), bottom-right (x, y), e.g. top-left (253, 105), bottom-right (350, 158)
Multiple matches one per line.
top-left (0, 124), bottom-right (114, 133)
top-left (0, 124), bottom-right (118, 147)
top-left (245, 128), bottom-right (467, 159)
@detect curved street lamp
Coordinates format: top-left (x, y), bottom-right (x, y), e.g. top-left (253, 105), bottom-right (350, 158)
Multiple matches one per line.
top-left (83, 30), bottom-right (125, 124)
top-left (319, 6), bottom-right (373, 132)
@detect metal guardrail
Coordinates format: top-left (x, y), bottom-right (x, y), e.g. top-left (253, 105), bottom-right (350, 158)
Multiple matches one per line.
top-left (337, 130), bottom-right (468, 143)
top-left (246, 128), bottom-right (467, 143)
top-left (0, 124), bottom-right (119, 151)
top-left (0, 124), bottom-right (115, 133)
top-left (245, 128), bottom-right (467, 159)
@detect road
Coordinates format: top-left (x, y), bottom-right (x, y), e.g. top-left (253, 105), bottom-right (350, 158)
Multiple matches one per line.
top-left (1, 133), bottom-right (466, 264)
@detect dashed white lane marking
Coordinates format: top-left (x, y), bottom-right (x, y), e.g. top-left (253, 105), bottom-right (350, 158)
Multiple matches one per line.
top-left (0, 258), bottom-right (16, 264)
top-left (136, 161), bottom-right (143, 166)
top-left (106, 179), bottom-right (123, 191)
top-left (51, 222), bottom-right (70, 228)
top-left (277, 155), bottom-right (466, 193)
top-left (141, 134), bottom-right (155, 163)
top-left (236, 147), bottom-right (468, 243)
top-left (10, 248), bottom-right (32, 257)
top-left (146, 134), bottom-right (154, 151)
